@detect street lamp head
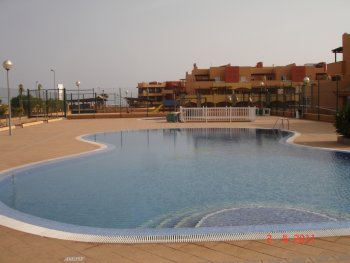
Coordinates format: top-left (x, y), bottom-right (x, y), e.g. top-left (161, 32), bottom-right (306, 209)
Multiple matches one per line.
top-left (303, 76), bottom-right (310, 84)
top-left (260, 81), bottom-right (265, 87)
top-left (75, 81), bottom-right (80, 87)
top-left (50, 69), bottom-right (55, 72)
top-left (2, 60), bottom-right (13, 71)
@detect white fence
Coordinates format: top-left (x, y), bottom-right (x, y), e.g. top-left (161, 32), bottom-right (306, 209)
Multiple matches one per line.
top-left (179, 107), bottom-right (256, 122)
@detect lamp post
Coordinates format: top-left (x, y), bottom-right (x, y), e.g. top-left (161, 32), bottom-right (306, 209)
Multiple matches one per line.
top-left (50, 69), bottom-right (56, 117)
top-left (75, 81), bottom-right (80, 114)
top-left (303, 76), bottom-right (310, 118)
top-left (3, 60), bottom-right (13, 135)
top-left (50, 69), bottom-right (56, 90)
top-left (260, 81), bottom-right (265, 109)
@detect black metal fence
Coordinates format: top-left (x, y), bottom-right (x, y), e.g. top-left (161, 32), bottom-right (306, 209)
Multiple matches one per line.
top-left (0, 87), bottom-right (132, 127)
top-left (65, 89), bottom-right (129, 114)
top-left (0, 82), bottom-right (341, 127)
top-left (26, 88), bottom-right (66, 118)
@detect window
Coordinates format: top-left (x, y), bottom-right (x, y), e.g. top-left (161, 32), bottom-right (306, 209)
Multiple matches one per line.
top-left (196, 89), bottom-right (211, 95)
top-left (267, 75), bottom-right (274, 80)
top-left (240, 76), bottom-right (247, 82)
top-left (195, 75), bottom-right (210, 81)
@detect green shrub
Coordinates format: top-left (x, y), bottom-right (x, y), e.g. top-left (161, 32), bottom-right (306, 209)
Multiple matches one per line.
top-left (0, 104), bottom-right (8, 117)
top-left (335, 104), bottom-right (350, 138)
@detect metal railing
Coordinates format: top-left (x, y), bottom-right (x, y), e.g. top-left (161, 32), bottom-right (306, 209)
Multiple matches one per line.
top-left (273, 117), bottom-right (290, 130)
top-left (179, 107), bottom-right (256, 122)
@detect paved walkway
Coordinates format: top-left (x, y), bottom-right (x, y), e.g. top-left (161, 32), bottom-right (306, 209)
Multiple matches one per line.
top-left (1, 117), bottom-right (350, 263)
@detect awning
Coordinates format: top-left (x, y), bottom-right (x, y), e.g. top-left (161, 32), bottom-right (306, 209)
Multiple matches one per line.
top-left (332, 47), bottom-right (343, 53)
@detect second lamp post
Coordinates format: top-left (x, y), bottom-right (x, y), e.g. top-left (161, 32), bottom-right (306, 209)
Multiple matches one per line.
top-left (76, 81), bottom-right (81, 114)
top-left (3, 60), bottom-right (13, 135)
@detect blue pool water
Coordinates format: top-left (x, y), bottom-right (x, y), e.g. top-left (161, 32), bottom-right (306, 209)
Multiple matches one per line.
top-left (1, 128), bottom-right (350, 230)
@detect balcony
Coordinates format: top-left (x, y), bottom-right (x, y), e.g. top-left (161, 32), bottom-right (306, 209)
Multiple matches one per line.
top-left (328, 61), bottom-right (344, 76)
top-left (212, 82), bottom-right (251, 89)
top-left (251, 80), bottom-right (295, 87)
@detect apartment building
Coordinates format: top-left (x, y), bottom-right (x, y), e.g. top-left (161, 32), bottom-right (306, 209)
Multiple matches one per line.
top-left (135, 33), bottom-right (350, 114)
top-left (184, 61), bottom-right (328, 109)
top-left (137, 81), bottom-right (185, 108)
top-left (327, 33), bottom-right (350, 109)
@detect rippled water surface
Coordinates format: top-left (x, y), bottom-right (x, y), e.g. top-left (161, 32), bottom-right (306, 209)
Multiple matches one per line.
top-left (1, 128), bottom-right (350, 229)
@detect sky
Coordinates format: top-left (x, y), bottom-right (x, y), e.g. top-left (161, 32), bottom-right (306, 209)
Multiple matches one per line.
top-left (0, 0), bottom-right (349, 96)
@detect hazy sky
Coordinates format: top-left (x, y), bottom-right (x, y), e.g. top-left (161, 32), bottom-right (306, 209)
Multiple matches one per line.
top-left (0, 0), bottom-right (349, 95)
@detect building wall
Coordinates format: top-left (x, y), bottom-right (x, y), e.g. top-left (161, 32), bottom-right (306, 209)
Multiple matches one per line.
top-left (239, 67), bottom-right (252, 82)
top-left (291, 66), bottom-right (306, 82)
top-left (328, 61), bottom-right (344, 76)
top-left (224, 66), bottom-right (239, 83)
top-left (209, 66), bottom-right (226, 81)
top-left (343, 33), bottom-right (350, 76)
top-left (274, 64), bottom-right (295, 81)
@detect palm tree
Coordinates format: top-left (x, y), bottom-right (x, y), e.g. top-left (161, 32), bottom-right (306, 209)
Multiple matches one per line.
top-left (37, 83), bottom-right (42, 98)
top-left (18, 84), bottom-right (24, 123)
top-left (37, 84), bottom-right (43, 116)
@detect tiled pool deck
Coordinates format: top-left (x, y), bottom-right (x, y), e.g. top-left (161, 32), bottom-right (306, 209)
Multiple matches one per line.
top-left (1, 116), bottom-right (350, 263)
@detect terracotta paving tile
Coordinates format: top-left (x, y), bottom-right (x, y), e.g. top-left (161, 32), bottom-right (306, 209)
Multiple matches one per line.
top-left (334, 236), bottom-right (350, 246)
top-left (206, 242), bottom-right (279, 261)
top-left (308, 254), bottom-right (339, 263)
top-left (318, 236), bottom-right (341, 242)
top-left (18, 235), bottom-right (58, 248)
top-left (240, 241), bottom-right (306, 260)
top-left (304, 239), bottom-right (350, 254)
top-left (9, 240), bottom-right (85, 262)
top-left (165, 243), bottom-right (193, 250)
top-left (334, 253), bottom-right (350, 262)
top-left (0, 246), bottom-right (28, 263)
top-left (55, 240), bottom-right (102, 253)
top-left (23, 251), bottom-right (66, 263)
top-left (0, 233), bottom-right (24, 249)
top-left (169, 243), bottom-right (243, 262)
top-left (224, 240), bottom-right (260, 247)
top-left (77, 245), bottom-right (136, 263)
top-left (0, 225), bottom-right (16, 234)
top-left (106, 244), bottom-right (176, 263)
top-left (255, 239), bottom-right (342, 259)
top-left (134, 243), bottom-right (207, 263)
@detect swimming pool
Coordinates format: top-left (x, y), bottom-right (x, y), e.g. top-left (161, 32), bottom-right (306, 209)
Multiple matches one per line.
top-left (1, 128), bottom-right (350, 242)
